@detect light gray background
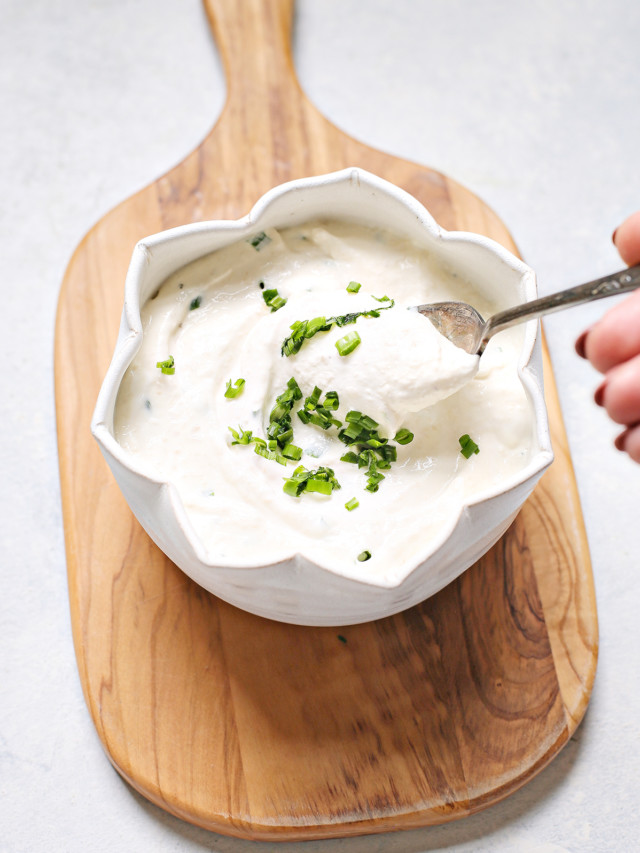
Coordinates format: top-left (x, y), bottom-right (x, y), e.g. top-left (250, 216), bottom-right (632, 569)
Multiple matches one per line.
top-left (2, 1), bottom-right (639, 851)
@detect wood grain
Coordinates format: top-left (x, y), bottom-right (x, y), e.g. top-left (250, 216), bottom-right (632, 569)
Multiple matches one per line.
top-left (54, 0), bottom-right (598, 840)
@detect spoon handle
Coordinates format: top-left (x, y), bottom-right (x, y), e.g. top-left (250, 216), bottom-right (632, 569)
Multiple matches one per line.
top-left (484, 263), bottom-right (640, 342)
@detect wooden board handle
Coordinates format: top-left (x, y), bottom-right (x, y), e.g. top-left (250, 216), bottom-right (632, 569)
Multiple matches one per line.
top-left (203, 0), bottom-right (299, 105)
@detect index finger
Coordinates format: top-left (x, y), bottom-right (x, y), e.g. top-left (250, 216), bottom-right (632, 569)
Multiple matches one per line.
top-left (584, 288), bottom-right (640, 374)
top-left (613, 210), bottom-right (640, 267)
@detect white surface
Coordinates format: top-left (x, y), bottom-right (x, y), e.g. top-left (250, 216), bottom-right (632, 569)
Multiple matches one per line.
top-left (1, 1), bottom-right (639, 851)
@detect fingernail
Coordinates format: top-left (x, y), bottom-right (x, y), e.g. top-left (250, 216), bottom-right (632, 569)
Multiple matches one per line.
top-left (575, 330), bottom-right (589, 359)
top-left (612, 227), bottom-right (619, 246)
top-left (614, 430), bottom-right (628, 451)
top-left (594, 383), bottom-right (606, 407)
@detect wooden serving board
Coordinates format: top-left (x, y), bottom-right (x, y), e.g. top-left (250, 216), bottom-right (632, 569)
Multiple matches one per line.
top-left (54, 0), bottom-right (598, 841)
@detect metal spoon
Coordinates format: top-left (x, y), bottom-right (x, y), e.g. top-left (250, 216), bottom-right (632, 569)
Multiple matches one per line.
top-left (416, 264), bottom-right (640, 355)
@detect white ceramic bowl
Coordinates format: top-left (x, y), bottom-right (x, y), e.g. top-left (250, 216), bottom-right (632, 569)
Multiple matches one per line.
top-left (92, 168), bottom-right (553, 626)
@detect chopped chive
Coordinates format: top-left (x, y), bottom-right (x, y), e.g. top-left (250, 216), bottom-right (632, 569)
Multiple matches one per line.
top-left (323, 391), bottom-right (339, 410)
top-left (227, 425), bottom-right (253, 445)
top-left (254, 443), bottom-right (287, 465)
top-left (224, 378), bottom-right (245, 398)
top-left (144, 399), bottom-right (151, 410)
top-left (357, 450), bottom-right (372, 469)
top-left (360, 414), bottom-right (378, 430)
top-left (269, 402), bottom-right (289, 423)
top-left (394, 428), bottom-right (414, 445)
top-left (283, 466), bottom-right (341, 498)
top-left (263, 287), bottom-right (287, 312)
top-left (287, 377), bottom-right (302, 398)
top-left (270, 295), bottom-right (287, 311)
top-left (335, 331), bottom-right (361, 356)
top-left (263, 377), bottom-right (304, 449)
top-left (342, 422), bottom-right (362, 441)
top-left (333, 312), bottom-right (361, 327)
top-left (357, 550), bottom-right (372, 562)
top-left (189, 296), bottom-right (202, 310)
top-left (365, 473), bottom-right (385, 493)
top-left (278, 428), bottom-right (294, 445)
top-left (337, 634), bottom-right (347, 643)
top-left (283, 478), bottom-right (304, 497)
top-left (459, 434), bottom-right (480, 458)
top-left (299, 386), bottom-right (342, 432)
top-left (281, 298), bottom-right (394, 357)
top-left (305, 478), bottom-right (333, 495)
top-left (345, 498), bottom-right (359, 511)
top-left (379, 445), bottom-right (397, 463)
top-left (309, 413), bottom-right (332, 430)
top-left (306, 386), bottom-right (322, 408)
top-left (282, 444), bottom-right (303, 461)
top-left (156, 356), bottom-right (175, 375)
top-left (306, 316), bottom-right (328, 337)
top-left (249, 231), bottom-right (271, 250)
top-left (346, 281), bottom-right (361, 293)
top-left (336, 408), bottom-right (414, 494)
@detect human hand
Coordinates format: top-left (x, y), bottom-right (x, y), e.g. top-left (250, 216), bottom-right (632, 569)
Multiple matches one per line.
top-left (575, 211), bottom-right (640, 462)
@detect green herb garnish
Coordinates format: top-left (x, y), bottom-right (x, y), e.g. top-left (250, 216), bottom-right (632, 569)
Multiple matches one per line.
top-left (336, 410), bottom-right (411, 493)
top-left (189, 296), bottom-right (202, 310)
top-left (337, 634), bottom-right (347, 643)
top-left (283, 465), bottom-right (341, 498)
top-left (345, 497), bottom-right (359, 511)
top-left (267, 377), bottom-right (303, 448)
top-left (228, 425), bottom-right (289, 463)
top-left (281, 317), bottom-right (331, 356)
top-left (323, 391), bottom-right (339, 410)
top-left (228, 425), bottom-right (253, 445)
top-left (224, 378), bottom-right (245, 398)
top-left (249, 231), bottom-right (271, 250)
top-left (335, 331), bottom-right (361, 356)
top-left (253, 438), bottom-right (287, 465)
top-left (459, 434), bottom-right (480, 458)
top-left (346, 281), bottom-right (361, 293)
top-left (156, 356), bottom-right (175, 375)
top-left (263, 287), bottom-right (287, 312)
top-left (281, 296), bottom-right (395, 357)
top-left (357, 550), bottom-right (371, 562)
top-left (297, 386), bottom-right (342, 431)
top-left (394, 428), bottom-right (414, 445)
top-left (282, 443), bottom-right (303, 461)
top-left (227, 380), bottom-right (302, 466)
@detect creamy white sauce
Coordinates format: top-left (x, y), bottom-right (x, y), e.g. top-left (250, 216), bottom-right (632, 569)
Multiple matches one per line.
top-left (114, 221), bottom-right (536, 581)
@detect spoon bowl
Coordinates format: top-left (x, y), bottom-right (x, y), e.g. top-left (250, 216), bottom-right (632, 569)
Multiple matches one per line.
top-left (417, 263), bottom-right (640, 354)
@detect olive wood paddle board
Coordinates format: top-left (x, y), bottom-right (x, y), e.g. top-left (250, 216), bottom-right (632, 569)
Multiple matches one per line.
top-left (54, 0), bottom-right (598, 841)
